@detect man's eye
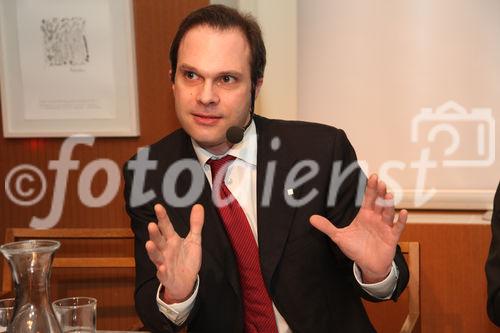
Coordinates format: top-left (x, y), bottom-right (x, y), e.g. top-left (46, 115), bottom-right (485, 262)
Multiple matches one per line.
top-left (220, 75), bottom-right (236, 84)
top-left (185, 71), bottom-right (198, 80)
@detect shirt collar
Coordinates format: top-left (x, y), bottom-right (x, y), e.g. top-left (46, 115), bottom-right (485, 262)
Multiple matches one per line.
top-left (191, 120), bottom-right (257, 167)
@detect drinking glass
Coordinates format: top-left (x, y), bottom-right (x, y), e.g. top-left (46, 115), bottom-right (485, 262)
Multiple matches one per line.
top-left (0, 298), bottom-right (14, 333)
top-left (52, 297), bottom-right (97, 333)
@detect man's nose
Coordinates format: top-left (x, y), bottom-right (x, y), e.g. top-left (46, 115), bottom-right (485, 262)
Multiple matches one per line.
top-left (197, 81), bottom-right (220, 105)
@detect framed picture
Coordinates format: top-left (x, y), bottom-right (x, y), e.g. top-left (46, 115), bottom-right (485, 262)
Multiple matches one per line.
top-left (0, 0), bottom-right (140, 137)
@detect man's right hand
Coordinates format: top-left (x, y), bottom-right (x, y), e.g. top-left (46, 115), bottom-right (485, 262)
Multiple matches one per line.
top-left (146, 203), bottom-right (204, 304)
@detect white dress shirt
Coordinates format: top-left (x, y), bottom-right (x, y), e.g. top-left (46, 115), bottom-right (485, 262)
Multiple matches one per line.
top-left (156, 121), bottom-right (398, 332)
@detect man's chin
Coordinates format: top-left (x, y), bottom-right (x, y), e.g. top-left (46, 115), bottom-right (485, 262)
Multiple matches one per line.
top-left (193, 137), bottom-right (231, 154)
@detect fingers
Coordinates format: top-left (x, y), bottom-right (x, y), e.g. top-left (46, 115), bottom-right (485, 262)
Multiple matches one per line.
top-left (362, 174), bottom-right (378, 210)
top-left (155, 204), bottom-right (177, 240)
top-left (381, 193), bottom-right (395, 225)
top-left (364, 175), bottom-right (396, 227)
top-left (393, 209), bottom-right (408, 235)
top-left (373, 180), bottom-right (387, 215)
top-left (145, 237), bottom-right (164, 267)
top-left (146, 204), bottom-right (175, 268)
top-left (148, 222), bottom-right (167, 251)
top-left (309, 215), bottom-right (339, 241)
top-left (187, 204), bottom-right (205, 241)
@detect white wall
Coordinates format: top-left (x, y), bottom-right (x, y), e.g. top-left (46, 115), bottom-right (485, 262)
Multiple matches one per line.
top-left (211, 0), bottom-right (298, 120)
top-left (297, 0), bottom-right (500, 209)
top-left (212, 0), bottom-right (500, 209)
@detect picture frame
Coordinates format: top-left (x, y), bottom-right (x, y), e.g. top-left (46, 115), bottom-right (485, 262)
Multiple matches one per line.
top-left (0, 0), bottom-right (140, 137)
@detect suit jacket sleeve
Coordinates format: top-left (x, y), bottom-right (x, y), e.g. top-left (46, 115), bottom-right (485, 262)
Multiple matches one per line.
top-left (486, 182), bottom-right (500, 326)
top-left (123, 159), bottom-right (199, 333)
top-left (326, 129), bottom-right (409, 302)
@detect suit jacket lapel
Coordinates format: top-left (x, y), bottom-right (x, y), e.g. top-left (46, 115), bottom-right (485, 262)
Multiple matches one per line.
top-left (198, 181), bottom-right (241, 298)
top-left (255, 117), bottom-right (298, 290)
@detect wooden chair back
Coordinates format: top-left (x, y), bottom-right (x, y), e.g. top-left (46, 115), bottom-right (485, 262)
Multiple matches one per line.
top-left (1, 227), bottom-right (135, 296)
top-left (399, 241), bottom-right (420, 333)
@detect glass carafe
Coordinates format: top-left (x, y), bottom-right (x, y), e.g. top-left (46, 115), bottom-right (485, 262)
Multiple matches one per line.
top-left (0, 240), bottom-right (62, 333)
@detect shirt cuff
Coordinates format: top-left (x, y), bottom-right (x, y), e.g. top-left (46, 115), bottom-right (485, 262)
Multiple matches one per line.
top-left (156, 276), bottom-right (199, 326)
top-left (353, 261), bottom-right (399, 299)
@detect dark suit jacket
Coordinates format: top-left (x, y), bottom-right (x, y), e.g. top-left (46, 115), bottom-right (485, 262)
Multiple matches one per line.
top-left (124, 116), bottom-right (409, 333)
top-left (486, 182), bottom-right (500, 326)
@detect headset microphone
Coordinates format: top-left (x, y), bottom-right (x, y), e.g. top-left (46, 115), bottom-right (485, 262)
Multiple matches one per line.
top-left (225, 82), bottom-right (257, 144)
top-left (226, 111), bottom-right (253, 144)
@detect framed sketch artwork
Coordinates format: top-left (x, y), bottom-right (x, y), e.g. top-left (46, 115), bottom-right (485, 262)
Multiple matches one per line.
top-left (0, 0), bottom-right (140, 137)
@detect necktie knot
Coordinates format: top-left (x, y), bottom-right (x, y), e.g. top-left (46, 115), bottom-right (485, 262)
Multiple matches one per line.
top-left (207, 155), bottom-right (236, 183)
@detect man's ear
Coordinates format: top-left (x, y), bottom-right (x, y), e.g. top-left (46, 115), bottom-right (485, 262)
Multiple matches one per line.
top-left (254, 78), bottom-right (264, 98)
top-left (169, 69), bottom-right (175, 93)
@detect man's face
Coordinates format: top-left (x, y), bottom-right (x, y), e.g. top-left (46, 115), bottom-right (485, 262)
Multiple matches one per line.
top-left (172, 25), bottom-right (260, 155)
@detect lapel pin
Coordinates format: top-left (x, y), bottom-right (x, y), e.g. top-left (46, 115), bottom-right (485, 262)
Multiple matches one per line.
top-left (287, 188), bottom-right (294, 196)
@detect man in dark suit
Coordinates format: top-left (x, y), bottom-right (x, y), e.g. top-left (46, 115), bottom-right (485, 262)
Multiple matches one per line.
top-left (486, 182), bottom-right (500, 326)
top-left (124, 5), bottom-right (409, 332)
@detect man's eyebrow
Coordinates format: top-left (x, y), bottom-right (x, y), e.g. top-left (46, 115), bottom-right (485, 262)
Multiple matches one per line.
top-left (218, 70), bottom-right (242, 77)
top-left (178, 64), bottom-right (242, 77)
top-left (178, 64), bottom-right (198, 72)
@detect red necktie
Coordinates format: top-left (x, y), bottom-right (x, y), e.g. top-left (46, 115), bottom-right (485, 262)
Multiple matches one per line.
top-left (208, 155), bottom-right (279, 333)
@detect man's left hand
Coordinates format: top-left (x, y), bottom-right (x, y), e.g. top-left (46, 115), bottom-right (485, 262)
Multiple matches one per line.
top-left (310, 174), bottom-right (408, 283)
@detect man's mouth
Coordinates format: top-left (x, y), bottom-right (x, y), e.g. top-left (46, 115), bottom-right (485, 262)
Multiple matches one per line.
top-left (192, 113), bottom-right (222, 125)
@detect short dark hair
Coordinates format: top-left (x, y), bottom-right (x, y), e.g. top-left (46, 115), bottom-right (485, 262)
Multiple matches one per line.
top-left (169, 4), bottom-right (266, 90)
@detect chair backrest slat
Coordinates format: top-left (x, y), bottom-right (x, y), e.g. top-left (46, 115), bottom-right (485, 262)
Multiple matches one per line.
top-left (1, 228), bottom-right (135, 297)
